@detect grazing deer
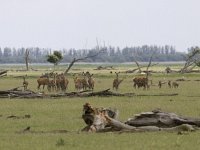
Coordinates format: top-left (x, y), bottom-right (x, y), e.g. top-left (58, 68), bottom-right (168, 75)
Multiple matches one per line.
top-left (22, 76), bottom-right (28, 91)
top-left (113, 72), bottom-right (123, 91)
top-left (172, 81), bottom-right (179, 88)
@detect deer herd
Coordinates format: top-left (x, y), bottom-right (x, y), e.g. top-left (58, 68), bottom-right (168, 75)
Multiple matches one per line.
top-left (21, 71), bottom-right (179, 92)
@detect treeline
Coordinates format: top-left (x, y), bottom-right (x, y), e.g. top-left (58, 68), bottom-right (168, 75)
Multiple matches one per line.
top-left (0, 45), bottom-right (185, 63)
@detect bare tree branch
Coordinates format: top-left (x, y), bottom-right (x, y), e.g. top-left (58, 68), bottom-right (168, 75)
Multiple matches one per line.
top-left (64, 50), bottom-right (104, 75)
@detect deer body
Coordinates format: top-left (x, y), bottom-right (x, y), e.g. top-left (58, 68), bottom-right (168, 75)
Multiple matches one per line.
top-left (133, 77), bottom-right (148, 90)
top-left (113, 72), bottom-right (123, 91)
top-left (172, 82), bottom-right (179, 88)
top-left (23, 76), bottom-right (28, 90)
top-left (88, 74), bottom-right (95, 90)
top-left (37, 77), bottom-right (49, 90)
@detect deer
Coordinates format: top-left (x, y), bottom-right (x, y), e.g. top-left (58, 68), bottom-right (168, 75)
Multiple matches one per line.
top-left (158, 81), bottom-right (162, 88)
top-left (47, 79), bottom-right (56, 92)
top-left (168, 80), bottom-right (172, 88)
top-left (113, 72), bottom-right (123, 91)
top-left (172, 81), bottom-right (179, 88)
top-left (59, 73), bottom-right (69, 92)
top-left (87, 73), bottom-right (95, 90)
top-left (22, 76), bottom-right (28, 91)
top-left (133, 77), bottom-right (148, 90)
top-left (37, 75), bottom-right (50, 90)
top-left (73, 74), bottom-right (83, 91)
top-left (81, 72), bottom-right (89, 90)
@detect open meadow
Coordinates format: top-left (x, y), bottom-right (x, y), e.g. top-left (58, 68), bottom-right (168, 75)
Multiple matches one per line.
top-left (0, 63), bottom-right (200, 150)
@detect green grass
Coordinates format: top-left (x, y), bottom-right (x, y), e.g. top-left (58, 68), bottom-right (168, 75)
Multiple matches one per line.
top-left (0, 64), bottom-right (200, 149)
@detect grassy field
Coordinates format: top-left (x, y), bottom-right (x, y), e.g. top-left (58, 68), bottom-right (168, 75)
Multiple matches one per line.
top-left (0, 64), bottom-right (200, 150)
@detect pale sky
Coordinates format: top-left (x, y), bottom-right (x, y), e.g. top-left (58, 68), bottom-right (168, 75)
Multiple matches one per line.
top-left (0, 0), bottom-right (200, 52)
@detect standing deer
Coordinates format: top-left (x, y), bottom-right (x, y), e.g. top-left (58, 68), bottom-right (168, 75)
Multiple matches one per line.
top-left (22, 76), bottom-right (28, 91)
top-left (172, 81), bottom-right (179, 88)
top-left (87, 73), bottom-right (95, 90)
top-left (168, 80), bottom-right (172, 88)
top-left (73, 74), bottom-right (83, 91)
top-left (81, 72), bottom-right (89, 90)
top-left (113, 72), bottom-right (123, 91)
top-left (37, 75), bottom-right (50, 90)
top-left (60, 73), bottom-right (69, 92)
top-left (85, 71), bottom-right (95, 90)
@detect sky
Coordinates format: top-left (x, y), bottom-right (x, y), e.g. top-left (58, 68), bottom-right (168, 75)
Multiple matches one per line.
top-left (0, 0), bottom-right (200, 52)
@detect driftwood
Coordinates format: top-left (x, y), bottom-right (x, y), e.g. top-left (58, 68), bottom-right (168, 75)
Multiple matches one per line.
top-left (81, 103), bottom-right (198, 133)
top-left (0, 70), bottom-right (8, 77)
top-left (94, 66), bottom-right (114, 70)
top-left (0, 87), bottom-right (179, 99)
top-left (0, 87), bottom-right (43, 98)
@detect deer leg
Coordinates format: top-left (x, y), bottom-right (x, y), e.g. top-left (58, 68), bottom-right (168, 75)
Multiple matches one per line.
top-left (38, 84), bottom-right (41, 90)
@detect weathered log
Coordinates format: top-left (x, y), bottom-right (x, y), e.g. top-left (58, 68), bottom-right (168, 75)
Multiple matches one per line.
top-left (81, 103), bottom-right (199, 133)
top-left (125, 109), bottom-right (200, 127)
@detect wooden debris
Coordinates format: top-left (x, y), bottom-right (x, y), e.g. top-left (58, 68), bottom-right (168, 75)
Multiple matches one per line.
top-left (0, 70), bottom-right (8, 77)
top-left (0, 87), bottom-right (179, 99)
top-left (81, 103), bottom-right (199, 133)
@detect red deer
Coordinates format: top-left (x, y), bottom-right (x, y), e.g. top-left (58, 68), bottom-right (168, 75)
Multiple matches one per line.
top-left (73, 74), bottom-right (83, 91)
top-left (59, 74), bottom-right (69, 92)
top-left (47, 79), bottom-right (56, 92)
top-left (172, 82), bottom-right (179, 88)
top-left (37, 77), bottom-right (49, 90)
top-left (54, 73), bottom-right (69, 92)
top-left (168, 80), bottom-right (171, 88)
top-left (87, 74), bottom-right (95, 90)
top-left (113, 72), bottom-right (123, 91)
top-left (133, 77), bottom-right (148, 90)
top-left (22, 76), bottom-right (28, 90)
top-left (158, 81), bottom-right (162, 88)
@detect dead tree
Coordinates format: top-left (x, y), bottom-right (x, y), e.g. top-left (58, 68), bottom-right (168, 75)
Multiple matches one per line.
top-left (25, 49), bottom-right (30, 71)
top-left (64, 50), bottom-right (104, 75)
top-left (0, 70), bottom-right (8, 77)
top-left (180, 47), bottom-right (200, 73)
top-left (82, 103), bottom-right (199, 133)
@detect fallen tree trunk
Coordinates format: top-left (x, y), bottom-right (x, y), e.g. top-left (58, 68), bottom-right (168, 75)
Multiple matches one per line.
top-left (81, 103), bottom-right (199, 133)
top-left (0, 70), bottom-right (8, 77)
top-left (125, 109), bottom-right (200, 127)
top-left (0, 88), bottom-right (178, 99)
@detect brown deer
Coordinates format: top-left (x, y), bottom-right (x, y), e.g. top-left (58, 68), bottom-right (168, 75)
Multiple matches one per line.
top-left (113, 72), bottom-right (123, 91)
top-left (87, 73), bottom-right (95, 90)
top-left (37, 76), bottom-right (50, 90)
top-left (47, 79), bottom-right (56, 92)
top-left (59, 73), bottom-right (69, 92)
top-left (54, 73), bottom-right (69, 92)
top-left (22, 76), bottom-right (28, 91)
top-left (81, 72), bottom-right (89, 90)
top-left (133, 77), bottom-right (148, 90)
top-left (172, 81), bottom-right (179, 88)
top-left (158, 81), bottom-right (162, 88)
top-left (73, 74), bottom-right (83, 91)
top-left (168, 80), bottom-right (172, 88)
